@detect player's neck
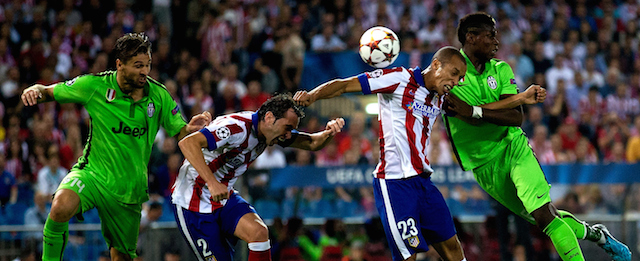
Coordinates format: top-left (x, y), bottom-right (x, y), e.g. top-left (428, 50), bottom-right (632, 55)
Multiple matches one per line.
top-left (422, 69), bottom-right (437, 92)
top-left (462, 47), bottom-right (487, 73)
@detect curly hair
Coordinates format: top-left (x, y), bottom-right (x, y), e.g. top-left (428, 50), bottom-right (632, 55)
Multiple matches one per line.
top-left (114, 33), bottom-right (152, 64)
top-left (457, 12), bottom-right (496, 46)
top-left (257, 93), bottom-right (305, 121)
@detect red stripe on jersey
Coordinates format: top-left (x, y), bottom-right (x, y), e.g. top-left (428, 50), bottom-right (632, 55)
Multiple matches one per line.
top-left (376, 123), bottom-right (386, 179)
top-left (230, 115), bottom-right (252, 124)
top-left (382, 67), bottom-right (404, 74)
top-left (188, 176), bottom-right (206, 212)
top-left (420, 94), bottom-right (434, 165)
top-left (401, 82), bottom-right (424, 174)
top-left (372, 82), bottom-right (400, 94)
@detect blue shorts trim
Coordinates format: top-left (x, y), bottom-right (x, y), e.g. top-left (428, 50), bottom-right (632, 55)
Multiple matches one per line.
top-left (373, 176), bottom-right (456, 261)
top-left (173, 193), bottom-right (256, 261)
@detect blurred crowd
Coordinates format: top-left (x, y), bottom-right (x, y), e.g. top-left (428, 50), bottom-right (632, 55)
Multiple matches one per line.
top-left (2, 0), bottom-right (640, 260)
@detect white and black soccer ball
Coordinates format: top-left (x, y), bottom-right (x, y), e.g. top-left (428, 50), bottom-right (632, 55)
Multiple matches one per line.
top-left (359, 26), bottom-right (401, 69)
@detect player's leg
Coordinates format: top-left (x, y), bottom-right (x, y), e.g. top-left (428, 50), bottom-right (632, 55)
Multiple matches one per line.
top-left (430, 236), bottom-right (465, 261)
top-left (43, 189), bottom-right (80, 261)
top-left (43, 171), bottom-right (95, 261)
top-left (94, 185), bottom-right (142, 261)
top-left (174, 204), bottom-right (234, 261)
top-left (223, 193), bottom-right (271, 261)
top-left (418, 176), bottom-right (465, 261)
top-left (508, 140), bottom-right (584, 261)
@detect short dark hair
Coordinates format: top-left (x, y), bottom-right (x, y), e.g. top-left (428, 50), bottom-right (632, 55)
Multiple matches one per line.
top-left (457, 12), bottom-right (496, 46)
top-left (432, 46), bottom-right (465, 65)
top-left (114, 33), bottom-right (151, 64)
top-left (258, 93), bottom-right (305, 121)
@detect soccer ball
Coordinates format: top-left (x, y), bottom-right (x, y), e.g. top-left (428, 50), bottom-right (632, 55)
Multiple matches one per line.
top-left (359, 26), bottom-right (400, 68)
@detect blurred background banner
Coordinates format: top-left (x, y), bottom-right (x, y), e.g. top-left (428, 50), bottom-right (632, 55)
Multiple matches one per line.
top-left (269, 163), bottom-right (640, 189)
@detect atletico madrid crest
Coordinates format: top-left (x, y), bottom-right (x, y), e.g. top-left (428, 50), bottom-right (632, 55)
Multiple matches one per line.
top-left (106, 89), bottom-right (116, 102)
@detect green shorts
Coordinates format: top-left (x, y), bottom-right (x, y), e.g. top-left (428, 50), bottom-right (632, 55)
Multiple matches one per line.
top-left (472, 134), bottom-right (551, 224)
top-left (57, 170), bottom-right (142, 258)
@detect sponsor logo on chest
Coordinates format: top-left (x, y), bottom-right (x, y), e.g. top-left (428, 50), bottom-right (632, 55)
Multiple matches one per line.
top-left (112, 122), bottom-right (147, 138)
top-left (404, 101), bottom-right (440, 118)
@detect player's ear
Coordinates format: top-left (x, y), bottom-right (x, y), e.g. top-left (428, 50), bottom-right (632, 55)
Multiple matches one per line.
top-left (116, 59), bottom-right (123, 69)
top-left (465, 32), bottom-right (475, 45)
top-left (431, 58), bottom-right (441, 70)
top-left (265, 111), bottom-right (275, 125)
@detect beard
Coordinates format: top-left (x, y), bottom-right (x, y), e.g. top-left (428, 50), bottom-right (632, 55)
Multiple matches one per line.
top-left (125, 73), bottom-right (146, 88)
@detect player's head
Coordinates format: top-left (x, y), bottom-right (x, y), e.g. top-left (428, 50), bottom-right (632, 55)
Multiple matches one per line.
top-left (457, 12), bottom-right (498, 61)
top-left (426, 46), bottom-right (466, 96)
top-left (257, 94), bottom-right (305, 146)
top-left (115, 33), bottom-right (152, 89)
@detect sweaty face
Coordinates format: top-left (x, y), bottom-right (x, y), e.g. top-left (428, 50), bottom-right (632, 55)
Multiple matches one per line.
top-left (265, 109), bottom-right (300, 146)
top-left (433, 57), bottom-right (467, 96)
top-left (119, 52), bottom-right (151, 88)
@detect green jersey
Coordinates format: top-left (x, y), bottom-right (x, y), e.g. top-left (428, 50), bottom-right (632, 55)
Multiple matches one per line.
top-left (444, 50), bottom-right (524, 171)
top-left (53, 71), bottom-right (186, 204)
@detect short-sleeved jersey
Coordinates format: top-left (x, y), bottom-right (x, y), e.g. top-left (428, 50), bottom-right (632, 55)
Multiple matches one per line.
top-left (357, 67), bottom-right (443, 179)
top-left (444, 50), bottom-right (524, 171)
top-left (53, 71), bottom-right (186, 204)
top-left (171, 111), bottom-right (296, 213)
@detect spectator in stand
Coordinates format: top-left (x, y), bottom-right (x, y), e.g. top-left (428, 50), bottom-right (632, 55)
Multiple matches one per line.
top-left (531, 125), bottom-right (553, 162)
top-left (559, 117), bottom-right (582, 153)
top-left (36, 144), bottom-right (67, 200)
top-left (627, 116), bottom-right (640, 163)
top-left (566, 71), bottom-right (590, 113)
top-left (598, 113), bottom-right (630, 160)
top-left (337, 112), bottom-right (371, 157)
top-left (281, 21), bottom-right (306, 93)
top-left (24, 192), bottom-right (50, 242)
top-left (253, 146), bottom-right (287, 169)
top-left (0, 155), bottom-right (17, 207)
top-left (214, 84), bottom-right (242, 116)
top-left (311, 22), bottom-right (346, 53)
top-left (427, 129), bottom-right (453, 166)
top-left (575, 137), bottom-right (599, 163)
top-left (579, 86), bottom-right (606, 126)
top-left (606, 83), bottom-right (640, 123)
top-left (545, 55), bottom-right (574, 96)
top-left (545, 79), bottom-right (570, 134)
top-left (241, 80), bottom-right (270, 111)
top-left (217, 63), bottom-right (247, 98)
top-left (316, 140), bottom-right (343, 167)
top-left (522, 105), bottom-right (544, 138)
top-left (184, 80), bottom-right (214, 117)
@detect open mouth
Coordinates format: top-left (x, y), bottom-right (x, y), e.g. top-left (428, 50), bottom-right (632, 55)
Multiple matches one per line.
top-left (444, 84), bottom-right (452, 93)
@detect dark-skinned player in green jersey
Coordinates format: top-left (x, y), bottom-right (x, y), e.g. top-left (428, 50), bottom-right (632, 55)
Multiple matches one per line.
top-left (21, 33), bottom-right (212, 261)
top-left (443, 12), bottom-right (631, 261)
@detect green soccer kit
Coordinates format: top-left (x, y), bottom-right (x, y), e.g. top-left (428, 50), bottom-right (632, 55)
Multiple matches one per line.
top-left (444, 50), bottom-right (551, 222)
top-left (51, 71), bottom-right (186, 258)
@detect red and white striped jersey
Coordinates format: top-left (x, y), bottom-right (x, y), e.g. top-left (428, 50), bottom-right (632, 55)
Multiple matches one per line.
top-left (172, 111), bottom-right (267, 213)
top-left (357, 67), bottom-right (444, 179)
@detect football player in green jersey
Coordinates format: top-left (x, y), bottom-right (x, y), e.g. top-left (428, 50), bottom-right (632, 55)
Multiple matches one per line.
top-left (444, 12), bottom-right (631, 261)
top-left (21, 33), bottom-right (212, 261)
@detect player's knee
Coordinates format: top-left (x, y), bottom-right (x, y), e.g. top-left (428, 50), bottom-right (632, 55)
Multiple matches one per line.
top-left (248, 222), bottom-right (270, 242)
top-left (531, 203), bottom-right (558, 229)
top-left (49, 190), bottom-right (80, 222)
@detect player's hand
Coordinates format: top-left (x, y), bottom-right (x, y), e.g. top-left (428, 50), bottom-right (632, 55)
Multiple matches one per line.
top-left (293, 91), bottom-right (315, 107)
top-left (522, 85), bottom-right (546, 105)
top-left (325, 118), bottom-right (345, 136)
top-left (444, 93), bottom-right (472, 118)
top-left (207, 180), bottom-right (229, 202)
top-left (21, 85), bottom-right (44, 106)
top-left (187, 111), bottom-right (212, 132)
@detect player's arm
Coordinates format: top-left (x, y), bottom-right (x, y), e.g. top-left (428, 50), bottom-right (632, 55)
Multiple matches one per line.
top-left (445, 93), bottom-right (524, 126)
top-left (21, 84), bottom-right (56, 106)
top-left (178, 131), bottom-right (229, 202)
top-left (479, 85), bottom-right (546, 110)
top-left (294, 77), bottom-right (362, 106)
top-left (285, 118), bottom-right (345, 151)
top-left (176, 111), bottom-right (213, 140)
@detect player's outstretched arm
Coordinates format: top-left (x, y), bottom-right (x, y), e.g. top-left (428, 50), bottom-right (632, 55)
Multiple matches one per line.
top-left (479, 85), bottom-right (547, 110)
top-left (445, 94), bottom-right (523, 126)
top-left (21, 84), bottom-right (56, 106)
top-left (288, 118), bottom-right (345, 151)
top-left (177, 111), bottom-right (213, 140)
top-left (294, 77), bottom-right (362, 106)
top-left (178, 132), bottom-right (229, 202)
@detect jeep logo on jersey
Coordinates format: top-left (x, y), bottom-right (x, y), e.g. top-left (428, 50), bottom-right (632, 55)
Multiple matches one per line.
top-left (112, 122), bottom-right (147, 138)
top-left (106, 89), bottom-right (116, 102)
top-left (147, 102), bottom-right (155, 117)
top-left (487, 76), bottom-right (498, 89)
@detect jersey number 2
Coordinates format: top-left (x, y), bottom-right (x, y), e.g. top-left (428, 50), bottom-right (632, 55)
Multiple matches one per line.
top-left (397, 218), bottom-right (418, 240)
top-left (197, 238), bottom-right (213, 257)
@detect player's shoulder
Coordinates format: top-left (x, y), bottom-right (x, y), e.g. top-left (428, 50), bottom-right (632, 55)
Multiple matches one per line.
top-left (146, 76), bottom-right (173, 98)
top-left (211, 112), bottom-right (253, 131)
top-left (490, 58), bottom-right (513, 71)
